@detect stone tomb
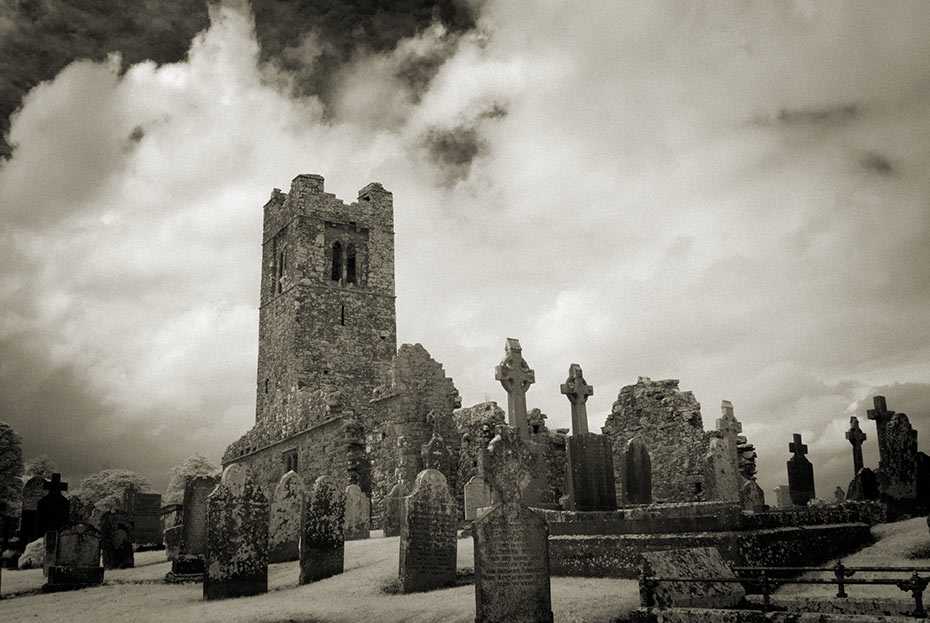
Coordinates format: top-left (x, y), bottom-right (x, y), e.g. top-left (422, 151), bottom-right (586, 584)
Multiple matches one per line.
top-left (344, 484), bottom-right (370, 541)
top-left (166, 474), bottom-right (218, 581)
top-left (381, 481), bottom-right (408, 537)
top-left (299, 475), bottom-right (345, 584)
top-left (204, 464), bottom-right (269, 601)
top-left (269, 470), bottom-right (304, 563)
top-left (640, 547), bottom-right (745, 609)
top-left (473, 425), bottom-right (553, 623)
top-left (623, 437), bottom-right (652, 505)
top-left (43, 522), bottom-right (104, 592)
top-left (100, 510), bottom-right (134, 569)
top-left (786, 434), bottom-right (815, 506)
top-left (399, 469), bottom-right (457, 593)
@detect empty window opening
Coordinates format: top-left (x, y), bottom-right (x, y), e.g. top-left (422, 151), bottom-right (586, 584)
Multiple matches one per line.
top-left (532, 424), bottom-right (541, 434)
top-left (284, 449), bottom-right (298, 473)
top-left (340, 304), bottom-right (346, 326)
top-left (331, 242), bottom-right (342, 282)
top-left (264, 379), bottom-right (269, 394)
top-left (275, 248), bottom-right (286, 293)
top-left (346, 244), bottom-right (357, 284)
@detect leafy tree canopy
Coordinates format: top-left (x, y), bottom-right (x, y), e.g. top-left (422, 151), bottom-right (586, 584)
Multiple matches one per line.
top-left (165, 454), bottom-right (219, 504)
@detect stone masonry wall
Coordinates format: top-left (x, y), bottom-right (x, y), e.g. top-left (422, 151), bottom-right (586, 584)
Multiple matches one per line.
top-left (602, 377), bottom-right (708, 503)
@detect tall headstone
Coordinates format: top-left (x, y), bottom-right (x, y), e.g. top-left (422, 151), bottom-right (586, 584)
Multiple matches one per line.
top-left (786, 434), bottom-right (815, 506)
top-left (299, 475), bottom-right (345, 584)
top-left (204, 464), bottom-right (269, 601)
top-left (36, 473), bottom-right (70, 538)
top-left (845, 416), bottom-right (867, 477)
top-left (269, 470), bottom-right (304, 563)
top-left (382, 481), bottom-right (409, 538)
top-left (100, 510), bottom-right (134, 569)
top-left (167, 474), bottom-right (218, 581)
top-left (561, 364), bottom-right (617, 512)
top-left (42, 522), bottom-right (104, 592)
top-left (473, 425), bottom-right (553, 623)
top-left (703, 436), bottom-right (742, 503)
top-left (623, 437), bottom-right (652, 505)
top-left (344, 484), bottom-right (370, 541)
top-left (398, 469), bottom-right (457, 593)
top-left (867, 396), bottom-right (917, 503)
top-left (122, 486), bottom-right (162, 547)
top-left (19, 476), bottom-right (47, 545)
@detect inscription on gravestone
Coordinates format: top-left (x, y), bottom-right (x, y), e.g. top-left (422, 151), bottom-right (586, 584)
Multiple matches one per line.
top-left (399, 469), bottom-right (457, 593)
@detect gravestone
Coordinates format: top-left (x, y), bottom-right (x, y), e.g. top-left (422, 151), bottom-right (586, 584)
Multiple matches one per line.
top-left (421, 430), bottom-right (453, 479)
top-left (786, 434), bottom-right (815, 506)
top-left (164, 525), bottom-right (182, 560)
top-left (36, 473), bottom-right (70, 538)
top-left (473, 425), bottom-right (553, 623)
top-left (464, 473), bottom-right (495, 521)
top-left (398, 469), bottom-right (457, 593)
top-left (834, 486), bottom-right (846, 504)
top-left (773, 485), bottom-right (792, 508)
top-left (845, 416), bottom-right (867, 477)
top-left (623, 437), bottom-right (652, 505)
top-left (269, 470), bottom-right (304, 563)
top-left (299, 475), bottom-right (345, 584)
top-left (19, 476), bottom-right (47, 545)
top-left (100, 510), bottom-right (134, 569)
top-left (382, 481), bottom-right (408, 537)
top-left (868, 395), bottom-right (918, 502)
top-left (42, 522), bottom-right (104, 592)
top-left (122, 486), bottom-right (162, 547)
top-left (847, 467), bottom-right (880, 501)
top-left (167, 474), bottom-right (218, 581)
top-left (740, 479), bottom-right (765, 512)
top-left (640, 547), bottom-right (745, 609)
top-left (344, 484), bottom-right (370, 541)
top-left (703, 436), bottom-right (742, 503)
top-left (204, 464), bottom-right (269, 600)
top-left (561, 364), bottom-right (617, 512)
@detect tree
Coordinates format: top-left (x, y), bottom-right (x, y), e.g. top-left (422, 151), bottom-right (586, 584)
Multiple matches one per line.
top-left (165, 454), bottom-right (220, 504)
top-left (74, 469), bottom-right (152, 515)
top-left (0, 422), bottom-right (24, 515)
top-left (23, 454), bottom-right (58, 480)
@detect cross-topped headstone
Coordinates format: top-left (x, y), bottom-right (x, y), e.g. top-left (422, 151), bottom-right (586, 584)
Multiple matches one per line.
top-left (560, 363), bottom-right (593, 435)
top-left (44, 474), bottom-right (68, 494)
top-left (786, 433), bottom-right (815, 506)
top-left (845, 416), bottom-right (867, 476)
top-left (495, 338), bottom-right (535, 439)
top-left (789, 433), bottom-right (807, 456)
top-left (867, 395), bottom-right (895, 446)
top-left (36, 473), bottom-right (70, 537)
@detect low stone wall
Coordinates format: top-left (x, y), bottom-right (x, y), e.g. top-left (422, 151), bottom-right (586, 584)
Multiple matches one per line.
top-left (737, 508), bottom-right (858, 530)
top-left (736, 524), bottom-right (873, 568)
top-left (540, 502), bottom-right (742, 536)
top-left (630, 606), bottom-right (919, 622)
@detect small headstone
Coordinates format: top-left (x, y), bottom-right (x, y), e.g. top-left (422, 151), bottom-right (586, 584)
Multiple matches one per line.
top-left (19, 476), bottom-right (47, 545)
top-left (344, 484), bottom-right (370, 541)
top-left (846, 467), bottom-right (880, 501)
top-left (704, 436), bottom-right (742, 503)
top-left (42, 522), bottom-right (104, 592)
top-left (834, 486), bottom-right (846, 504)
top-left (774, 485), bottom-right (793, 508)
top-left (204, 464), bottom-right (269, 600)
top-left (640, 547), bottom-right (745, 609)
top-left (623, 437), bottom-right (652, 505)
top-left (299, 475), bottom-right (345, 584)
top-left (473, 425), bottom-right (553, 623)
top-left (398, 469), bottom-right (457, 593)
top-left (36, 473), bottom-right (70, 537)
top-left (167, 474), bottom-right (218, 581)
top-left (100, 510), bottom-right (134, 569)
top-left (164, 525), bottom-right (182, 560)
top-left (122, 487), bottom-right (162, 547)
top-left (740, 480), bottom-right (765, 512)
top-left (464, 474), bottom-right (494, 521)
top-left (269, 470), bottom-right (304, 563)
top-left (382, 481), bottom-right (408, 537)
top-left (786, 434), bottom-right (815, 506)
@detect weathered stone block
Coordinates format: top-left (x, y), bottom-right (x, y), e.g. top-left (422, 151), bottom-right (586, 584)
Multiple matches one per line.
top-left (399, 469), bottom-right (457, 593)
top-left (299, 476), bottom-right (344, 584)
top-left (344, 484), bottom-right (370, 541)
top-left (640, 547), bottom-right (744, 609)
top-left (269, 470), bottom-right (303, 563)
top-left (564, 432), bottom-right (617, 512)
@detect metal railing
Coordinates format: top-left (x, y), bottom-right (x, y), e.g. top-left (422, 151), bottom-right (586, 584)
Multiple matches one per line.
top-left (640, 562), bottom-right (930, 618)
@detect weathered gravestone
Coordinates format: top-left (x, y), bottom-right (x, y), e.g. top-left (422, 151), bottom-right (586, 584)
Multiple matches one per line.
top-left (773, 485), bottom-right (793, 508)
top-left (36, 473), bottom-right (70, 538)
top-left (639, 547), bottom-right (745, 609)
top-left (704, 436), bottom-right (742, 503)
top-left (786, 434), bottom-right (815, 507)
top-left (19, 476), bottom-right (47, 545)
top-left (299, 475), bottom-right (345, 584)
top-left (269, 470), bottom-right (304, 563)
top-left (867, 396), bottom-right (917, 503)
top-left (166, 474), bottom-right (218, 581)
top-left (623, 437), bottom-right (652, 505)
top-left (382, 481), bottom-right (408, 538)
top-left (464, 473), bottom-right (494, 521)
top-left (834, 486), bottom-right (846, 504)
top-left (845, 416), bottom-right (867, 477)
top-left (122, 486), bottom-right (162, 548)
top-left (43, 522), bottom-right (104, 592)
top-left (847, 467), bottom-right (880, 501)
top-left (399, 469), bottom-right (457, 593)
top-left (740, 479), bottom-right (765, 512)
top-left (344, 484), bottom-right (370, 541)
top-left (473, 425), bottom-right (553, 623)
top-left (204, 464), bottom-right (269, 600)
top-left (561, 364), bottom-right (617, 512)
top-left (100, 510), bottom-right (134, 569)
top-left (163, 525), bottom-right (182, 561)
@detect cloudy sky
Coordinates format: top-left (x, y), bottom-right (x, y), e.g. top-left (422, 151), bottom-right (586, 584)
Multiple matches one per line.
top-left (1, 0), bottom-right (929, 499)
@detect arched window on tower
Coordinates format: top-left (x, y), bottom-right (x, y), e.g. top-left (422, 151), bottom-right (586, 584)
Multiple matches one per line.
top-left (276, 247), bottom-right (286, 294)
top-left (346, 244), bottom-right (357, 284)
top-left (331, 241), bottom-right (342, 282)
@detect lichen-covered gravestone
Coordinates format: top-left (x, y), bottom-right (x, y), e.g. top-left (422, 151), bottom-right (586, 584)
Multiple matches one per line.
top-left (704, 437), bottom-right (742, 503)
top-left (464, 473), bottom-right (494, 521)
top-left (100, 510), bottom-right (134, 569)
top-left (381, 481), bottom-right (408, 537)
top-left (299, 475), bottom-right (345, 584)
top-left (623, 437), bottom-right (652, 505)
top-left (344, 484), bottom-right (370, 541)
top-left (204, 464), bottom-right (269, 600)
top-left (167, 474), bottom-right (219, 581)
top-left (739, 480), bottom-right (765, 512)
top-left (640, 547), bottom-right (745, 609)
top-left (269, 470), bottom-right (304, 563)
top-left (399, 469), bottom-right (457, 593)
top-left (473, 425), bottom-right (553, 623)
top-left (42, 522), bottom-right (104, 592)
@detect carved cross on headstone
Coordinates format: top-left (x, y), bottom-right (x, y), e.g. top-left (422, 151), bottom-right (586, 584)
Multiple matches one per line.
top-left (845, 416), bottom-right (867, 476)
top-left (867, 395), bottom-right (895, 446)
top-left (560, 363), bottom-right (593, 435)
top-left (495, 338), bottom-right (535, 439)
top-left (789, 433), bottom-right (807, 456)
top-left (483, 425), bottom-right (534, 503)
top-left (44, 473), bottom-right (68, 494)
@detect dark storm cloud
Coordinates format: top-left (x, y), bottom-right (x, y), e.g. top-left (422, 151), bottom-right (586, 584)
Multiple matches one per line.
top-left (423, 124), bottom-right (486, 186)
top-left (775, 104), bottom-right (861, 127)
top-left (860, 151), bottom-right (894, 175)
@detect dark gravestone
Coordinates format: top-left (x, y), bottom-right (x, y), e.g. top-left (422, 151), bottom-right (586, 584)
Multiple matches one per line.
top-left (344, 484), bottom-right (370, 541)
top-left (399, 469), bottom-right (457, 593)
top-left (623, 437), bottom-right (652, 505)
top-left (382, 481), bottom-right (408, 537)
top-left (204, 464), bottom-right (269, 601)
top-left (42, 522), bottom-right (104, 592)
top-left (786, 434), bottom-right (815, 506)
top-left (36, 474), bottom-right (70, 538)
top-left (19, 476), bottom-right (47, 545)
top-left (845, 416), bottom-right (867, 477)
top-left (269, 470), bottom-right (304, 563)
top-left (868, 395), bottom-right (918, 502)
top-left (100, 510), bottom-right (134, 569)
top-left (847, 467), bottom-right (880, 501)
top-left (299, 475), bottom-right (345, 584)
top-left (122, 487), bottom-right (162, 547)
top-left (473, 425), bottom-right (553, 623)
top-left (167, 475), bottom-right (218, 581)
top-left (917, 452), bottom-right (930, 506)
